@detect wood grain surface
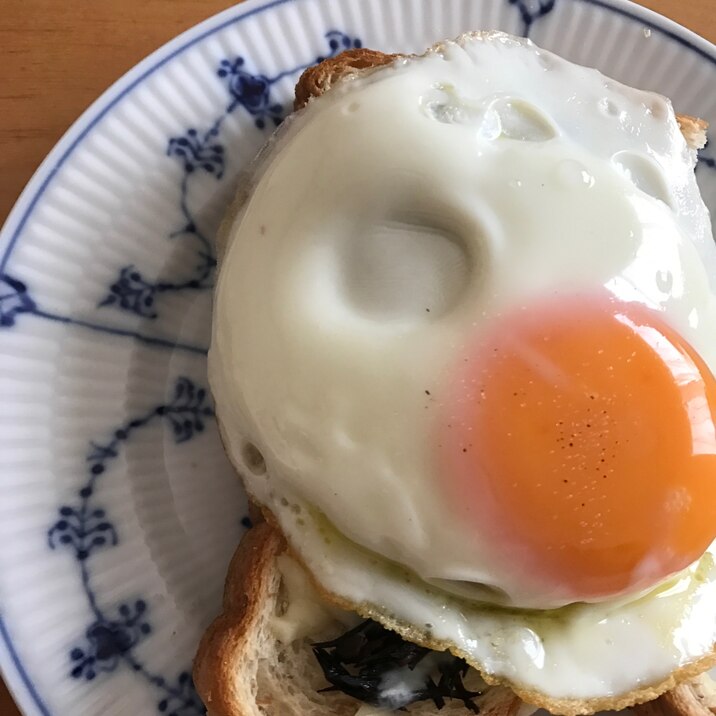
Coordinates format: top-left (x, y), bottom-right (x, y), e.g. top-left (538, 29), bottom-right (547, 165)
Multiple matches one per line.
top-left (0, 1), bottom-right (713, 714)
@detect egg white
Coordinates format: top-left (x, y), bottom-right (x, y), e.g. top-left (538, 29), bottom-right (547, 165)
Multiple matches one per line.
top-left (210, 31), bottom-right (716, 705)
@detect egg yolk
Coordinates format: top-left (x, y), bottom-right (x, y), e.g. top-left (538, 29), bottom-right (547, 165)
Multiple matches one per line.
top-left (440, 293), bottom-right (716, 600)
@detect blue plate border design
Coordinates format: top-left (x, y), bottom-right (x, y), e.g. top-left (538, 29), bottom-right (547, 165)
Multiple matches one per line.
top-left (0, 1), bottom-right (714, 715)
top-left (0, 618), bottom-right (51, 716)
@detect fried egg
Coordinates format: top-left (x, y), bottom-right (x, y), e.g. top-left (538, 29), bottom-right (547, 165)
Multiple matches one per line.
top-left (210, 32), bottom-right (716, 710)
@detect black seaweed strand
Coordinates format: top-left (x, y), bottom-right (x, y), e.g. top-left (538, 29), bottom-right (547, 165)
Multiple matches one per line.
top-left (312, 619), bottom-right (481, 712)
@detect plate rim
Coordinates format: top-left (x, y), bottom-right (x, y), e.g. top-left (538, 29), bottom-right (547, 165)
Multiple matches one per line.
top-left (0, 0), bottom-right (714, 714)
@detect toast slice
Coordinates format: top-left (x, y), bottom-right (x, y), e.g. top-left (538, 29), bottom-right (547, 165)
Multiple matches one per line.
top-left (194, 522), bottom-right (716, 716)
top-left (194, 521), bottom-right (524, 716)
top-left (634, 675), bottom-right (716, 716)
top-left (199, 41), bottom-right (712, 716)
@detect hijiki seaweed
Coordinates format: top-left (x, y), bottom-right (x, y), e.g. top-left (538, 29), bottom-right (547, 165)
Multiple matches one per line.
top-left (313, 619), bottom-right (481, 712)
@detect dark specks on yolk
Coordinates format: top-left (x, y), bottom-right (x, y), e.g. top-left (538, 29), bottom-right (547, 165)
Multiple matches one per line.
top-left (438, 292), bottom-right (716, 600)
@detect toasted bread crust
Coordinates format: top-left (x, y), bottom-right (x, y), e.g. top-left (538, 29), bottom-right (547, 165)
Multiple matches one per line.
top-left (194, 522), bottom-right (285, 716)
top-left (677, 115), bottom-right (709, 150)
top-left (294, 49), bottom-right (399, 111)
top-left (635, 674), bottom-right (716, 716)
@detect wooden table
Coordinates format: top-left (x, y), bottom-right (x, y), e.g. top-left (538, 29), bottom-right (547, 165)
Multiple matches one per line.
top-left (0, 1), bottom-right (713, 713)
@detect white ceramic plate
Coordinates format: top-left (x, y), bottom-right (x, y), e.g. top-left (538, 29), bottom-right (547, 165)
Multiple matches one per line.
top-left (0, 1), bottom-right (714, 714)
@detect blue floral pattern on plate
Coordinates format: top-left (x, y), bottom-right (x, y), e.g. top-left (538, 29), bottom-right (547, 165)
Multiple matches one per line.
top-left (99, 31), bottom-right (361, 320)
top-left (48, 377), bottom-right (213, 715)
top-left (698, 148), bottom-right (715, 172)
top-left (0, 274), bottom-right (36, 327)
top-left (509, 0), bottom-right (557, 35)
